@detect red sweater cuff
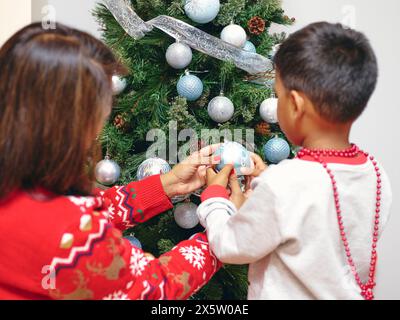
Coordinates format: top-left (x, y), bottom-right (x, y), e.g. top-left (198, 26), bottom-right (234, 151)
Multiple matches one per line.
top-left (201, 185), bottom-right (229, 202)
top-left (132, 174), bottom-right (173, 215)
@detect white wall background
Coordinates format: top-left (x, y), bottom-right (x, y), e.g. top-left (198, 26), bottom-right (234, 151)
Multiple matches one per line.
top-left (0, 0), bottom-right (31, 46)
top-left (31, 0), bottom-right (102, 38)
top-left (0, 0), bottom-right (398, 299)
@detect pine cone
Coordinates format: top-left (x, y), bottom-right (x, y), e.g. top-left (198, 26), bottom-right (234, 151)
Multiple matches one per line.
top-left (248, 16), bottom-right (266, 35)
top-left (255, 121), bottom-right (271, 137)
top-left (114, 114), bottom-right (125, 129)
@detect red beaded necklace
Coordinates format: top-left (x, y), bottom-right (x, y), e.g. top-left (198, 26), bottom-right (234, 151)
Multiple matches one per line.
top-left (297, 144), bottom-right (381, 300)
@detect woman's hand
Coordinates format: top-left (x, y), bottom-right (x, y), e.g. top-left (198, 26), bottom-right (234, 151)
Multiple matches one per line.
top-left (160, 144), bottom-right (221, 198)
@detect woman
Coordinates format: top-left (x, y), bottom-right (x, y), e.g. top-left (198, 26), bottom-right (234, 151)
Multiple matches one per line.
top-left (0, 23), bottom-right (220, 300)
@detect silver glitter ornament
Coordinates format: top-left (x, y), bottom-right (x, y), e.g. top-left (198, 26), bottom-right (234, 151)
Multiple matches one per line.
top-left (260, 98), bottom-right (278, 124)
top-left (184, 0), bottom-right (220, 24)
top-left (124, 234), bottom-right (142, 249)
top-left (112, 75), bottom-right (127, 95)
top-left (214, 141), bottom-right (252, 176)
top-left (263, 137), bottom-right (290, 164)
top-left (208, 94), bottom-right (235, 123)
top-left (166, 42), bottom-right (193, 69)
top-left (177, 72), bottom-right (204, 101)
top-left (136, 158), bottom-right (171, 181)
top-left (174, 202), bottom-right (200, 229)
top-left (95, 157), bottom-right (121, 186)
top-left (220, 23), bottom-right (247, 48)
top-left (136, 158), bottom-right (190, 203)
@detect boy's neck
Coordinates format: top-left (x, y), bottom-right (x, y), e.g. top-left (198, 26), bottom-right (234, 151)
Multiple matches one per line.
top-left (302, 123), bottom-right (352, 151)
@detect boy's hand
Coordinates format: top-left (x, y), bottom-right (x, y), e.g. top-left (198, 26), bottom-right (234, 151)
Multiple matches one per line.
top-left (206, 165), bottom-right (248, 209)
top-left (206, 165), bottom-right (234, 188)
top-left (240, 153), bottom-right (268, 177)
top-left (228, 171), bottom-right (247, 209)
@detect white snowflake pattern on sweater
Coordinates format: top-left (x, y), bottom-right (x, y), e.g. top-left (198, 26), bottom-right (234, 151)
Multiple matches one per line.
top-left (179, 246), bottom-right (206, 270)
top-left (103, 290), bottom-right (130, 300)
top-left (129, 248), bottom-right (150, 276)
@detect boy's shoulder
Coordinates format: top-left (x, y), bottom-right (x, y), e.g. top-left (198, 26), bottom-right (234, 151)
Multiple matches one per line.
top-left (251, 158), bottom-right (329, 195)
top-left (260, 158), bottom-right (324, 181)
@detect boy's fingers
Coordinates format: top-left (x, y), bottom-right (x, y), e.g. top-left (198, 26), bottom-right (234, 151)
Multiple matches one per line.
top-left (206, 167), bottom-right (217, 181)
top-left (219, 164), bottom-right (234, 177)
top-left (214, 164), bottom-right (234, 186)
top-left (229, 173), bottom-right (242, 195)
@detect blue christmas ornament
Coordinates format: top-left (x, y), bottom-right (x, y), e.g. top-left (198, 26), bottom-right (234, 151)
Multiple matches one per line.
top-left (177, 73), bottom-right (204, 101)
top-left (243, 41), bottom-right (257, 53)
top-left (125, 235), bottom-right (142, 249)
top-left (184, 0), bottom-right (221, 24)
top-left (263, 137), bottom-right (291, 164)
top-left (214, 141), bottom-right (252, 176)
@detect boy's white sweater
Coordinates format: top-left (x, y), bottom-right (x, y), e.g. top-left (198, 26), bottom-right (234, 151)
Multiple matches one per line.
top-left (197, 158), bottom-right (392, 300)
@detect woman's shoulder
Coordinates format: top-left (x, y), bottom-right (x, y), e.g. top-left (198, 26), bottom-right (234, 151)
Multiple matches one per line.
top-left (0, 190), bottom-right (112, 248)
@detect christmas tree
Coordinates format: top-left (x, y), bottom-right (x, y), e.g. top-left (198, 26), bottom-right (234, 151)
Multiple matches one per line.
top-left (94, 0), bottom-right (294, 300)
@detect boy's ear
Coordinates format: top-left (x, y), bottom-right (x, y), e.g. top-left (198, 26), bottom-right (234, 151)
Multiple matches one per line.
top-left (289, 90), bottom-right (305, 118)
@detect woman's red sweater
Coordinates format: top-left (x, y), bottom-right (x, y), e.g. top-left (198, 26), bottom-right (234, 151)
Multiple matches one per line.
top-left (0, 175), bottom-right (220, 300)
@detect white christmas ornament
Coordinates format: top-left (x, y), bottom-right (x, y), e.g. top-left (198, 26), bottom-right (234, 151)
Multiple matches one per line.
top-left (260, 98), bottom-right (278, 123)
top-left (184, 0), bottom-right (221, 24)
top-left (166, 42), bottom-right (193, 69)
top-left (95, 157), bottom-right (121, 186)
top-left (112, 75), bottom-right (127, 95)
top-left (220, 24), bottom-right (247, 48)
top-left (214, 141), bottom-right (252, 176)
top-left (208, 94), bottom-right (235, 123)
top-left (174, 202), bottom-right (200, 229)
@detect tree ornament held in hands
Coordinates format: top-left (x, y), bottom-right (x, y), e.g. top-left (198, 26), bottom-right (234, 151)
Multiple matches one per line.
top-left (214, 141), bottom-right (252, 176)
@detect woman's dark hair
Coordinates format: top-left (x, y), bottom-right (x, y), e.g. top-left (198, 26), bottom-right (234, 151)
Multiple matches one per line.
top-left (274, 22), bottom-right (378, 123)
top-left (0, 23), bottom-right (126, 199)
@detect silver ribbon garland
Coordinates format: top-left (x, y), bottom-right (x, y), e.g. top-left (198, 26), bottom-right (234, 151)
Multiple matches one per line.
top-left (103, 0), bottom-right (273, 75)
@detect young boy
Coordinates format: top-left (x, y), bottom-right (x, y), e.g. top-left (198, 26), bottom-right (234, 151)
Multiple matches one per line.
top-left (197, 22), bottom-right (392, 300)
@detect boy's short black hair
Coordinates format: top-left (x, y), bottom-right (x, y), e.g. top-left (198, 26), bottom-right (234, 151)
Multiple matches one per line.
top-left (274, 22), bottom-right (378, 123)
